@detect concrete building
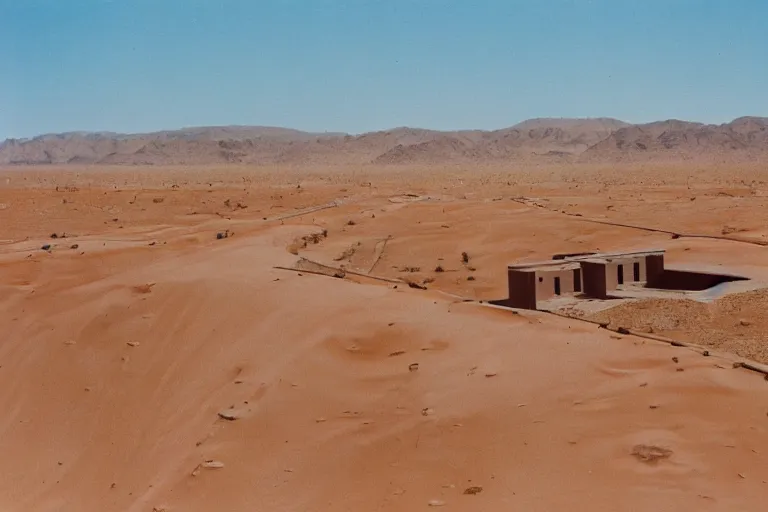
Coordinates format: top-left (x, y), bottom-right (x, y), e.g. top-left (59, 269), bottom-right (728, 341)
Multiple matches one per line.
top-left (505, 250), bottom-right (668, 309)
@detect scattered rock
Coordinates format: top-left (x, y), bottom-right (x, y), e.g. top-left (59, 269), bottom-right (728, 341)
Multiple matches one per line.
top-left (434, 265), bottom-right (445, 273)
top-left (70, 244), bottom-right (79, 249)
top-left (467, 276), bottom-right (476, 281)
top-left (41, 244), bottom-right (52, 251)
top-left (672, 357), bottom-right (679, 363)
top-left (201, 460), bottom-right (225, 469)
top-left (484, 373), bottom-right (498, 378)
top-left (132, 283), bottom-right (154, 294)
top-left (428, 499), bottom-right (446, 507)
top-left (461, 252), bottom-right (470, 264)
top-left (702, 350), bottom-right (710, 357)
top-left (739, 319), bottom-right (751, 327)
top-left (632, 444), bottom-right (672, 464)
top-left (421, 407), bottom-right (433, 416)
top-left (64, 340), bottom-right (76, 346)
top-left (126, 341), bottom-right (140, 347)
top-left (216, 230), bottom-right (230, 240)
top-left (409, 363), bottom-right (420, 372)
top-left (217, 409), bottom-right (243, 421)
top-left (152, 197), bottom-right (165, 203)
top-left (389, 350), bottom-right (406, 357)
top-left (463, 486), bottom-right (483, 495)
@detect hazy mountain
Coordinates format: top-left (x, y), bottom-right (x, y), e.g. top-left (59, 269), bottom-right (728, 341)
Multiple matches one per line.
top-left (580, 117), bottom-right (768, 162)
top-left (1, 117), bottom-right (766, 165)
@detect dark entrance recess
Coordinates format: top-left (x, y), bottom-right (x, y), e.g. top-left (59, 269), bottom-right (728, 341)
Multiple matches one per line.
top-left (633, 262), bottom-right (641, 281)
top-left (554, 277), bottom-right (561, 296)
top-left (573, 269), bottom-right (582, 292)
top-left (617, 264), bottom-right (624, 285)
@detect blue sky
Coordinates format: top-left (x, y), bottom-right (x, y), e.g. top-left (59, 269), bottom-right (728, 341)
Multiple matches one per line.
top-left (1, 0), bottom-right (766, 139)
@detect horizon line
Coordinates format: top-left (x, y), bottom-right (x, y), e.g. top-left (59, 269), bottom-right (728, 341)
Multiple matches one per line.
top-left (3, 115), bottom-right (768, 143)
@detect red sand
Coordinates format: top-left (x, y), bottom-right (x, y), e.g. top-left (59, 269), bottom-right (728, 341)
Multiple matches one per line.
top-left (1, 164), bottom-right (767, 511)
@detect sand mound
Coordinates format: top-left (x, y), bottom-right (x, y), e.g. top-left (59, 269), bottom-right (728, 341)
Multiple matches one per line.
top-left (588, 289), bottom-right (768, 363)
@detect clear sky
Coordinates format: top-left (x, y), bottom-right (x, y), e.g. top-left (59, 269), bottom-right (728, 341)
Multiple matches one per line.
top-left (1, 0), bottom-right (767, 139)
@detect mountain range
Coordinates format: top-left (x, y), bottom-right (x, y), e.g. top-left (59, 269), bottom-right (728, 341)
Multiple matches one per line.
top-left (1, 117), bottom-right (766, 165)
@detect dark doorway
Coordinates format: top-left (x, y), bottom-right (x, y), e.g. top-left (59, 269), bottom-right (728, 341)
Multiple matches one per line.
top-left (617, 264), bottom-right (624, 285)
top-left (633, 262), bottom-right (641, 281)
top-left (554, 277), bottom-right (561, 295)
top-left (573, 269), bottom-right (582, 292)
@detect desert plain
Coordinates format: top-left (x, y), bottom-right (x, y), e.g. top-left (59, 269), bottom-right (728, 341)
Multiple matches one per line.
top-left (2, 155), bottom-right (768, 510)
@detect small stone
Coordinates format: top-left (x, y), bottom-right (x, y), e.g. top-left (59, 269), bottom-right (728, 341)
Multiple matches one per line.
top-left (389, 350), bottom-right (405, 357)
top-left (649, 404), bottom-right (660, 409)
top-left (41, 244), bottom-right (52, 251)
top-left (64, 340), bottom-right (76, 346)
top-left (421, 407), bottom-right (434, 416)
top-left (672, 357), bottom-right (679, 363)
top-left (428, 499), bottom-right (446, 507)
top-left (702, 351), bottom-right (710, 357)
top-left (409, 363), bottom-right (419, 372)
top-left (739, 319), bottom-right (751, 327)
top-left (217, 409), bottom-right (243, 421)
top-left (484, 373), bottom-right (498, 378)
top-left (201, 460), bottom-right (224, 469)
top-left (464, 486), bottom-right (483, 495)
top-left (126, 341), bottom-right (140, 347)
top-left (315, 418), bottom-right (327, 423)
top-left (632, 444), bottom-right (672, 463)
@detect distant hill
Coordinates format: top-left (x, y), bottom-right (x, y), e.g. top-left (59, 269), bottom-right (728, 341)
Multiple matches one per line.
top-left (1, 117), bottom-right (766, 165)
top-left (580, 117), bottom-right (768, 162)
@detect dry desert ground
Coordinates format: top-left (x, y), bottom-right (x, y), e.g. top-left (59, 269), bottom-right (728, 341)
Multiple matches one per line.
top-left (1, 163), bottom-right (768, 511)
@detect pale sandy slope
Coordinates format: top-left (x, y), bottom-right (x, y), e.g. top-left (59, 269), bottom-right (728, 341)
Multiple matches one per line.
top-left (1, 218), bottom-right (767, 511)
